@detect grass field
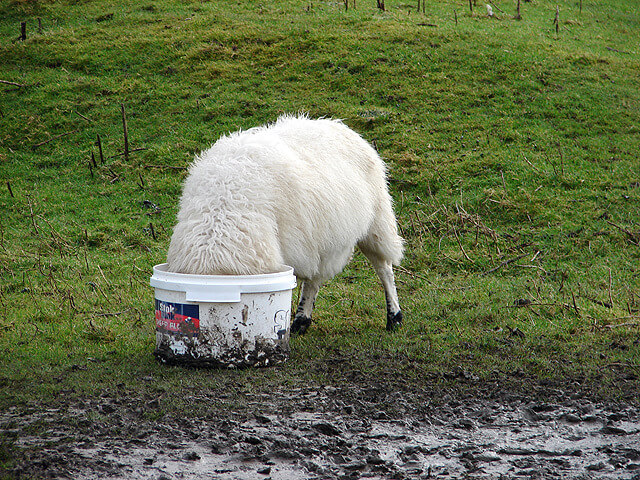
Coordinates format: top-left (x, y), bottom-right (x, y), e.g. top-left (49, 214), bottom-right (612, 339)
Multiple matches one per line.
top-left (0, 0), bottom-right (639, 413)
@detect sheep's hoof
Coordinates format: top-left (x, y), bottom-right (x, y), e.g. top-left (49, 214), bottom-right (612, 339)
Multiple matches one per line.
top-left (291, 314), bottom-right (312, 335)
top-left (386, 310), bottom-right (403, 332)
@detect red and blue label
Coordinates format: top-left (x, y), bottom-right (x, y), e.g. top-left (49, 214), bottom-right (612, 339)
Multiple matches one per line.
top-left (155, 300), bottom-right (200, 336)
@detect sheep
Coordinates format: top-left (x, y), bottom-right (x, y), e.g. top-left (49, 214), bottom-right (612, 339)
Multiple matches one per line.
top-left (166, 115), bottom-right (404, 333)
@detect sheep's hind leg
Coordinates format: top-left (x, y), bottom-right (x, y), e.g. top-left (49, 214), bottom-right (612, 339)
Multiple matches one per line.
top-left (291, 280), bottom-right (320, 335)
top-left (363, 254), bottom-right (403, 332)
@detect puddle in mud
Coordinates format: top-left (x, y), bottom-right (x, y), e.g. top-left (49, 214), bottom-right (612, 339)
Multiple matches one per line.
top-left (3, 387), bottom-right (640, 480)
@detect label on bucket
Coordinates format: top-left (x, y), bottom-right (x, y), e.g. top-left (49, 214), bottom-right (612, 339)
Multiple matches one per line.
top-left (155, 300), bottom-right (200, 336)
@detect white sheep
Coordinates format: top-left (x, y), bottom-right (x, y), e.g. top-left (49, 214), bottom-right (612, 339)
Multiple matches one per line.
top-left (166, 115), bottom-right (404, 333)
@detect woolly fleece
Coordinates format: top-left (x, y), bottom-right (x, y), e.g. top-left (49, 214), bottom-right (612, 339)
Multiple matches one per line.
top-left (166, 115), bottom-right (403, 285)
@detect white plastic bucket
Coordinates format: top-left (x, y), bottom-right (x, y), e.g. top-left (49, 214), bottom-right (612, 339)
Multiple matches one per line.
top-left (150, 263), bottom-right (296, 368)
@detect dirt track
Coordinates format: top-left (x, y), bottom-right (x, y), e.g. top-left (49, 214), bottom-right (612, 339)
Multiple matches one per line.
top-left (3, 377), bottom-right (640, 480)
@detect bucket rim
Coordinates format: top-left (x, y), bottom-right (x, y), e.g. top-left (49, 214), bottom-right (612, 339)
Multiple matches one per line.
top-left (152, 263), bottom-right (295, 280)
top-left (150, 263), bottom-right (297, 302)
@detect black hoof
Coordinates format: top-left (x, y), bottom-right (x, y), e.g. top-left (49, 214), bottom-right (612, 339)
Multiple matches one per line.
top-left (386, 310), bottom-right (403, 332)
top-left (291, 314), bottom-right (312, 335)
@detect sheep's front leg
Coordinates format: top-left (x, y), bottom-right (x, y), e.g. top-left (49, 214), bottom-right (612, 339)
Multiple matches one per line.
top-left (291, 280), bottom-right (320, 335)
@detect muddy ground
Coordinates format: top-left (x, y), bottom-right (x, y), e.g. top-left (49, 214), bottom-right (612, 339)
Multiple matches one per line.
top-left (2, 365), bottom-right (640, 480)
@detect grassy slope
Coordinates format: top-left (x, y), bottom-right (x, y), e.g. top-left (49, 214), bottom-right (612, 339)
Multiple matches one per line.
top-left (0, 0), bottom-right (639, 407)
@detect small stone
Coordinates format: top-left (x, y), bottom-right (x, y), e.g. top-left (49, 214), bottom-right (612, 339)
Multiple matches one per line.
top-left (563, 449), bottom-right (583, 457)
top-left (601, 425), bottom-right (627, 435)
top-left (579, 403), bottom-right (595, 415)
top-left (456, 418), bottom-right (475, 430)
top-left (562, 413), bottom-right (581, 424)
top-left (498, 447), bottom-right (533, 456)
top-left (586, 462), bottom-right (606, 471)
top-left (211, 443), bottom-right (222, 454)
top-left (475, 451), bottom-right (501, 462)
top-left (344, 461), bottom-right (367, 471)
top-left (255, 414), bottom-right (272, 424)
top-left (244, 436), bottom-right (262, 445)
top-left (312, 422), bottom-right (341, 436)
top-left (402, 446), bottom-right (424, 456)
top-left (366, 455), bottom-right (385, 465)
top-left (624, 450), bottom-right (640, 461)
top-left (184, 451), bottom-right (200, 461)
top-left (257, 466), bottom-right (271, 475)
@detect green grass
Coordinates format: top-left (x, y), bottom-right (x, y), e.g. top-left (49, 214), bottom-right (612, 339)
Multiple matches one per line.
top-left (0, 0), bottom-right (639, 408)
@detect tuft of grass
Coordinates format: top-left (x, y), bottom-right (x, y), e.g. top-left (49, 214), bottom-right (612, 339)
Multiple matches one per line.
top-left (0, 0), bottom-right (639, 409)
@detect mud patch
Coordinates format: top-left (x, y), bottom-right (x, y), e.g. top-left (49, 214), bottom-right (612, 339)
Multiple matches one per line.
top-left (3, 385), bottom-right (640, 479)
top-left (154, 334), bottom-right (290, 368)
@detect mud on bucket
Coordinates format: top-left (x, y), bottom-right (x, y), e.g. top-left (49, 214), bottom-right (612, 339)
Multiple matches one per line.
top-left (150, 264), bottom-right (297, 368)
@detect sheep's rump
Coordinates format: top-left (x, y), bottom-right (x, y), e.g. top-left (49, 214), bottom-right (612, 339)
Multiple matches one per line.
top-left (167, 115), bottom-right (403, 280)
